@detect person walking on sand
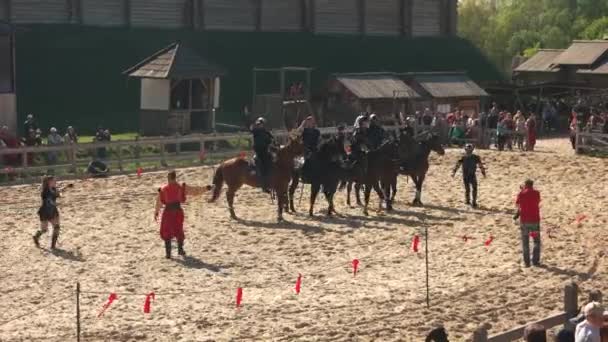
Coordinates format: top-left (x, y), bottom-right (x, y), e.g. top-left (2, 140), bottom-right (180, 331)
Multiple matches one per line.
top-left (33, 176), bottom-right (72, 249)
top-left (154, 171), bottom-right (208, 259)
top-left (452, 144), bottom-right (486, 208)
top-left (515, 179), bottom-right (541, 267)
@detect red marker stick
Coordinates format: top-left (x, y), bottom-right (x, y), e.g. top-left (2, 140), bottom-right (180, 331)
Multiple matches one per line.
top-left (295, 274), bottom-right (302, 295)
top-left (143, 292), bottom-right (155, 314)
top-left (236, 287), bottom-right (243, 308)
top-left (352, 259), bottom-right (359, 277)
top-left (484, 235), bottom-right (494, 247)
top-left (411, 235), bottom-right (420, 253)
top-left (98, 293), bottom-right (117, 318)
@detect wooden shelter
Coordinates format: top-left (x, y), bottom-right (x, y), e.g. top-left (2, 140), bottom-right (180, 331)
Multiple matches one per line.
top-left (325, 73), bottom-right (420, 125)
top-left (0, 21), bottom-right (16, 134)
top-left (400, 72), bottom-right (488, 116)
top-left (124, 42), bottom-right (225, 136)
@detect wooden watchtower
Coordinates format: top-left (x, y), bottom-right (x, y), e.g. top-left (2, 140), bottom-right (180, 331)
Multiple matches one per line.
top-left (124, 42), bottom-right (225, 136)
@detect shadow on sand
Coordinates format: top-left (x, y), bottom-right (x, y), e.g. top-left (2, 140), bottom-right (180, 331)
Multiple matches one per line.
top-left (49, 248), bottom-right (85, 262)
top-left (174, 255), bottom-right (224, 273)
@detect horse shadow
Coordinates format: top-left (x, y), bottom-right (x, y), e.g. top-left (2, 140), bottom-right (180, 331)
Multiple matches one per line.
top-left (174, 255), bottom-right (224, 273)
top-left (538, 257), bottom-right (599, 281)
top-left (422, 203), bottom-right (510, 216)
top-left (50, 248), bottom-right (85, 262)
top-left (390, 208), bottom-right (464, 223)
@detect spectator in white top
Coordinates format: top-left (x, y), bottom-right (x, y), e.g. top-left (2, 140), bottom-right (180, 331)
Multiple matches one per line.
top-left (575, 302), bottom-right (604, 342)
top-left (46, 127), bottom-right (64, 165)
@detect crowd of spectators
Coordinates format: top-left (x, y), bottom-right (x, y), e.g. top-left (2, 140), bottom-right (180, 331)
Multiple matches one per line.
top-left (0, 113), bottom-right (112, 169)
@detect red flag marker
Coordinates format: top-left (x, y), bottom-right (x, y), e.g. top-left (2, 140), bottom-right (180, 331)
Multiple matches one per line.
top-left (411, 235), bottom-right (420, 253)
top-left (484, 235), bottom-right (494, 247)
top-left (352, 259), bottom-right (359, 277)
top-left (236, 287), bottom-right (243, 308)
top-left (529, 231), bottom-right (539, 239)
top-left (136, 167), bottom-right (143, 177)
top-left (295, 274), bottom-right (302, 295)
top-left (574, 214), bottom-right (587, 224)
top-left (239, 151), bottom-right (247, 159)
top-left (98, 293), bottom-right (117, 318)
top-left (143, 292), bottom-right (155, 314)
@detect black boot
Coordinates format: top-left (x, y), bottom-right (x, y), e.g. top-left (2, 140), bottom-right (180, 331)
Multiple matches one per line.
top-left (33, 230), bottom-right (43, 248)
top-left (177, 240), bottom-right (186, 256)
top-left (51, 225), bottom-right (60, 250)
top-left (164, 240), bottom-right (172, 259)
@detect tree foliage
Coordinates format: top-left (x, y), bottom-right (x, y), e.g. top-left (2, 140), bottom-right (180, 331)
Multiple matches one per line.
top-left (458, 0), bottom-right (608, 72)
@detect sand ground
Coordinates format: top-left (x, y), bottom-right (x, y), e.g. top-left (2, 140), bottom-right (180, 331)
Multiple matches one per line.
top-left (0, 137), bottom-right (607, 341)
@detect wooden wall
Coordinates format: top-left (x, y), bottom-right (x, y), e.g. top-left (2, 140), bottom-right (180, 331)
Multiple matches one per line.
top-left (412, 0), bottom-right (441, 37)
top-left (82, 0), bottom-right (125, 27)
top-left (203, 0), bottom-right (256, 31)
top-left (11, 0), bottom-right (69, 24)
top-left (365, 0), bottom-right (400, 35)
top-left (314, 0), bottom-right (359, 34)
top-left (130, 0), bottom-right (188, 28)
top-left (261, 0), bottom-right (302, 32)
top-left (1, 0), bottom-right (455, 36)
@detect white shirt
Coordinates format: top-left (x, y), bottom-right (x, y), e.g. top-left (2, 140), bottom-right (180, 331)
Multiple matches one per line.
top-left (575, 320), bottom-right (601, 342)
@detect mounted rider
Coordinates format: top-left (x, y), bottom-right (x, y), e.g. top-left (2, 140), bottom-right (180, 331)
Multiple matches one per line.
top-left (299, 116), bottom-right (321, 181)
top-left (367, 114), bottom-right (386, 150)
top-left (250, 117), bottom-right (274, 193)
top-left (350, 114), bottom-right (370, 173)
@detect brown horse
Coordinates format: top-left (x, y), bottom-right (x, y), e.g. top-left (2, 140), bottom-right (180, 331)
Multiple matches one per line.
top-left (208, 133), bottom-right (304, 222)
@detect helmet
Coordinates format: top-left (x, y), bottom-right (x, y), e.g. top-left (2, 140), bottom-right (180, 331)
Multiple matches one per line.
top-left (370, 114), bottom-right (377, 121)
top-left (464, 144), bottom-right (474, 152)
top-left (50, 127), bottom-right (57, 133)
top-left (255, 117), bottom-right (266, 125)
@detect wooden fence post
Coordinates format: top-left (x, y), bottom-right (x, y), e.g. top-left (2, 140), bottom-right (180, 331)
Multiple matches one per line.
top-left (160, 138), bottom-right (167, 167)
top-left (199, 135), bottom-right (205, 164)
top-left (564, 281), bottom-right (579, 319)
top-left (76, 282), bottom-right (81, 342)
top-left (116, 145), bottom-right (123, 172)
top-left (472, 325), bottom-right (488, 342)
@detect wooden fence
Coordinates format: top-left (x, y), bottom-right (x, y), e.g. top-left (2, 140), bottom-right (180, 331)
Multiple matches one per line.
top-left (575, 129), bottom-right (608, 154)
top-left (473, 282), bottom-right (602, 342)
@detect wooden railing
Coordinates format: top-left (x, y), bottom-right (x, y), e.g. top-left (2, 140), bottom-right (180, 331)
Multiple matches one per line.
top-left (575, 129), bottom-right (608, 153)
top-left (473, 282), bottom-right (603, 342)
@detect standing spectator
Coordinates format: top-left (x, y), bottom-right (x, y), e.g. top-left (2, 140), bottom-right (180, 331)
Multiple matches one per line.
top-left (46, 127), bottom-right (64, 166)
top-left (515, 111), bottom-right (527, 151)
top-left (23, 114), bottom-right (37, 137)
top-left (64, 126), bottom-right (78, 144)
top-left (94, 126), bottom-right (110, 160)
top-left (575, 302), bottom-right (604, 342)
top-left (487, 104), bottom-right (499, 129)
top-left (503, 113), bottom-right (515, 150)
top-left (496, 118), bottom-right (508, 151)
top-left (526, 114), bottom-right (538, 151)
top-left (422, 109), bottom-right (433, 126)
top-left (524, 323), bottom-right (547, 342)
top-left (569, 111), bottom-right (579, 150)
top-left (515, 179), bottom-right (541, 267)
top-left (64, 126), bottom-right (78, 170)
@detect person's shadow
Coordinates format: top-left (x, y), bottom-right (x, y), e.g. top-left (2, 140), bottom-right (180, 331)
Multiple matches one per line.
top-left (174, 255), bottom-right (224, 273)
top-left (50, 248), bottom-right (85, 262)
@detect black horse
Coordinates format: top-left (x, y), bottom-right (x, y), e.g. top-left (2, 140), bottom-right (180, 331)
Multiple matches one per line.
top-left (288, 137), bottom-right (346, 216)
top-left (388, 131), bottom-right (445, 206)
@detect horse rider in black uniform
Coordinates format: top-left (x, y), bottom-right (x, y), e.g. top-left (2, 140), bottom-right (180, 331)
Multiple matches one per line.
top-left (299, 116), bottom-right (321, 181)
top-left (452, 144), bottom-right (486, 208)
top-left (367, 114), bottom-right (386, 150)
top-left (250, 117), bottom-right (274, 193)
top-left (350, 116), bottom-right (370, 173)
top-left (335, 123), bottom-right (348, 160)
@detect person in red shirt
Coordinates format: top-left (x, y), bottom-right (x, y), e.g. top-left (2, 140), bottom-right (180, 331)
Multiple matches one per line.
top-left (515, 179), bottom-right (542, 267)
top-left (154, 171), bottom-right (208, 259)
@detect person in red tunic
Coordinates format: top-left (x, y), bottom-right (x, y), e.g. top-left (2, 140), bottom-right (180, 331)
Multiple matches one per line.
top-left (154, 171), bottom-right (208, 259)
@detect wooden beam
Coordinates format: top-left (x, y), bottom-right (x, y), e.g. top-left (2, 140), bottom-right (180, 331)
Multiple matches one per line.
top-left (123, 0), bottom-right (131, 27)
top-left (401, 0), bottom-right (413, 37)
top-left (4, 0), bottom-right (11, 23)
top-left (300, 0), bottom-right (307, 32)
top-left (358, 0), bottom-right (366, 36)
top-left (192, 0), bottom-right (201, 30)
top-left (255, 0), bottom-right (262, 32)
top-left (309, 0), bottom-right (316, 33)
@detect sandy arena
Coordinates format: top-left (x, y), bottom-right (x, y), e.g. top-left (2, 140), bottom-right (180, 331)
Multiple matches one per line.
top-left (0, 138), bottom-right (607, 341)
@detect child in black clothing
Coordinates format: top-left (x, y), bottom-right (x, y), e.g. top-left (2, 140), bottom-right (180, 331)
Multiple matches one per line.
top-left (452, 144), bottom-right (486, 208)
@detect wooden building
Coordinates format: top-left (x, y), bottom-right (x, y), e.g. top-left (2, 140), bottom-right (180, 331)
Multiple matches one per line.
top-left (400, 72), bottom-right (488, 116)
top-left (0, 21), bottom-right (16, 134)
top-left (514, 40), bottom-right (608, 89)
top-left (124, 42), bottom-right (224, 136)
top-left (325, 73), bottom-right (420, 125)
top-left (0, 0), bottom-right (458, 37)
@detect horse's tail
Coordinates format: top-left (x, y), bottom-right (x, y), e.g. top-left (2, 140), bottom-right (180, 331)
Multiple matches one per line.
top-left (208, 166), bottom-right (224, 203)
